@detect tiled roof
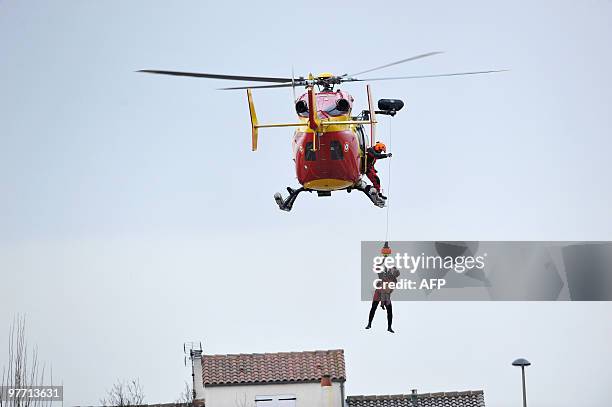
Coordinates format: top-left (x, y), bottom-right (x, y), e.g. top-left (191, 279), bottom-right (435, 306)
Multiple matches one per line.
top-left (346, 391), bottom-right (485, 407)
top-left (202, 349), bottom-right (346, 386)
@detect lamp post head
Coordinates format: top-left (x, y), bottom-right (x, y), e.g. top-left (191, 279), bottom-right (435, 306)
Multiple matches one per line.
top-left (512, 358), bottom-right (531, 367)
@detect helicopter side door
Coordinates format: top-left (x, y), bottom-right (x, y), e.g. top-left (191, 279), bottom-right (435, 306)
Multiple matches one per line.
top-left (356, 124), bottom-right (368, 174)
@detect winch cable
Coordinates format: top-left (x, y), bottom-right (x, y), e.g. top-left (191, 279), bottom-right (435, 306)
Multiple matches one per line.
top-left (384, 115), bottom-right (393, 243)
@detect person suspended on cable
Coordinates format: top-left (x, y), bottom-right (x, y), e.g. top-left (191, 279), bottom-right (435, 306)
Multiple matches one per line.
top-left (366, 141), bottom-right (392, 199)
top-left (366, 265), bottom-right (400, 333)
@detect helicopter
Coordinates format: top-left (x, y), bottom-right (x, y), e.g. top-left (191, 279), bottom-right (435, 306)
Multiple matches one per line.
top-left (139, 52), bottom-right (505, 211)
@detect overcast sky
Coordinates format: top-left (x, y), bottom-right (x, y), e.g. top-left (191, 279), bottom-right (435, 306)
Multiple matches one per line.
top-left (1, 1), bottom-right (612, 406)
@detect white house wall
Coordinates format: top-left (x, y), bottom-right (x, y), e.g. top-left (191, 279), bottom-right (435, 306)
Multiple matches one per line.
top-left (203, 382), bottom-right (343, 407)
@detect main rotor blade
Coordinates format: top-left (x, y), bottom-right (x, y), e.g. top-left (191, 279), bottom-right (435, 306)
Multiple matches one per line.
top-left (218, 82), bottom-right (298, 90)
top-left (351, 69), bottom-right (508, 82)
top-left (348, 51), bottom-right (444, 77)
top-left (138, 70), bottom-right (293, 83)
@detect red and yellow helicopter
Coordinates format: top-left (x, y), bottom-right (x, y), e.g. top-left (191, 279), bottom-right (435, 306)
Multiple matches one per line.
top-left (139, 52), bottom-right (504, 211)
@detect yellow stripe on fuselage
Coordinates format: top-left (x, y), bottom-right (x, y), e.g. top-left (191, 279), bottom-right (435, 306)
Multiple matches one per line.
top-left (297, 114), bottom-right (358, 133)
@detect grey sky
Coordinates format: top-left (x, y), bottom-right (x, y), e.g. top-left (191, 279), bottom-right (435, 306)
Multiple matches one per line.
top-left (1, 1), bottom-right (611, 406)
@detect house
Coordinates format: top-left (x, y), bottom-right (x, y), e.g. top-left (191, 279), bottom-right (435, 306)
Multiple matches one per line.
top-left (346, 391), bottom-right (486, 407)
top-left (188, 347), bottom-right (485, 407)
top-left (191, 349), bottom-right (346, 407)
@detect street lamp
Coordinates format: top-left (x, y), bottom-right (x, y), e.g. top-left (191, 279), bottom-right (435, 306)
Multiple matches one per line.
top-left (512, 358), bottom-right (531, 407)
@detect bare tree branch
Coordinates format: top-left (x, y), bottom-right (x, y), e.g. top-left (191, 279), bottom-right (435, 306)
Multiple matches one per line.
top-left (100, 379), bottom-right (145, 407)
top-left (175, 381), bottom-right (192, 406)
top-left (1, 315), bottom-right (55, 407)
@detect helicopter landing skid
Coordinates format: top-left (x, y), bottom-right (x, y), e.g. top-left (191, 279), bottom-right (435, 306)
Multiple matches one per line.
top-left (274, 187), bottom-right (310, 212)
top-left (274, 183), bottom-right (385, 211)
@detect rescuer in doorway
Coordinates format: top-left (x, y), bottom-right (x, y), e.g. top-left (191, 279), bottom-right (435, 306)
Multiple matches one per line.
top-left (365, 141), bottom-right (392, 199)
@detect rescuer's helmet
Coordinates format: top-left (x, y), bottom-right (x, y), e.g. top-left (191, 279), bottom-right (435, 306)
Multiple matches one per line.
top-left (374, 142), bottom-right (386, 152)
